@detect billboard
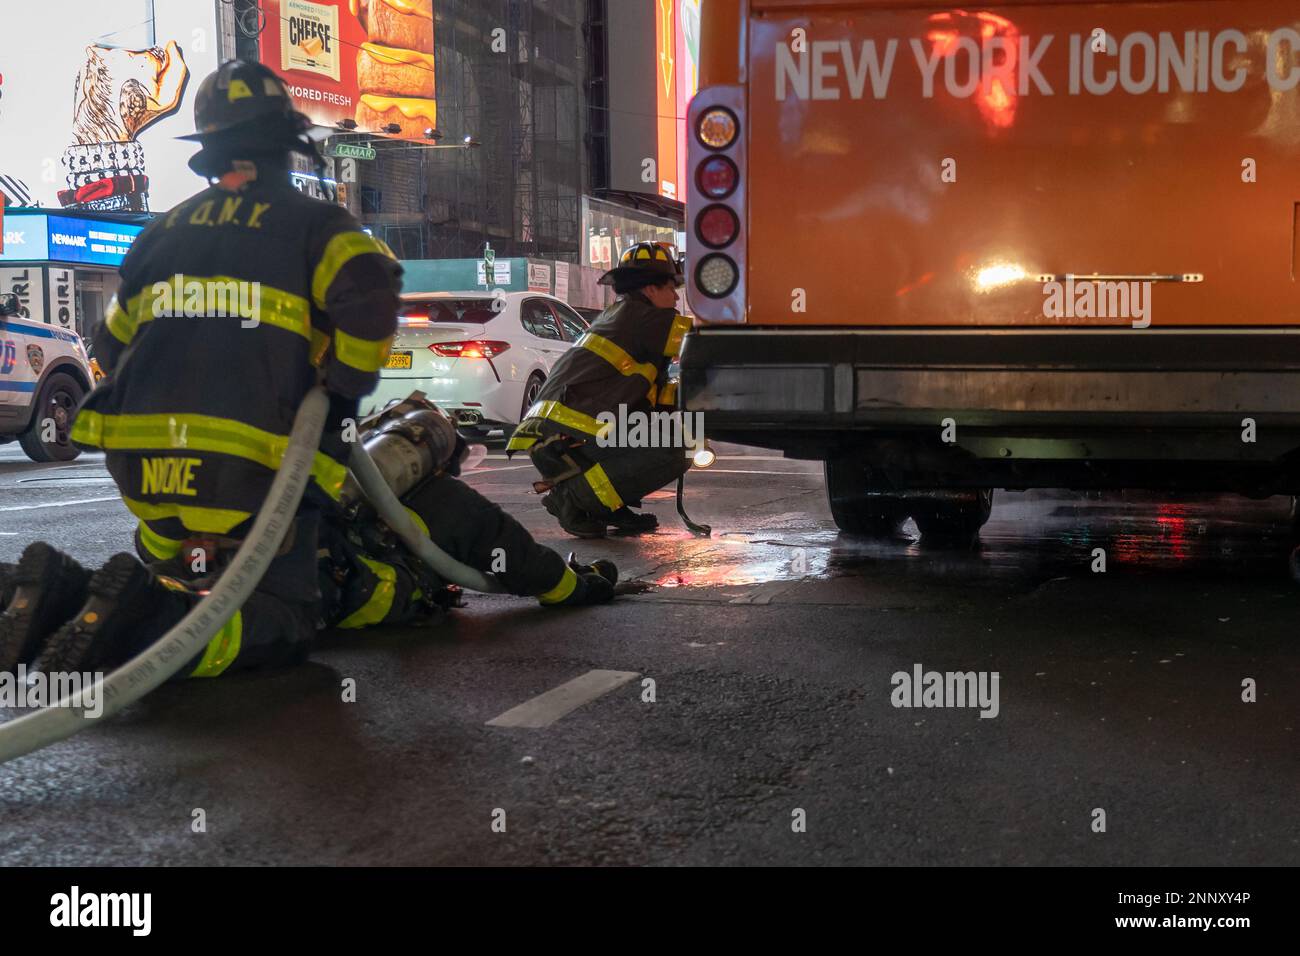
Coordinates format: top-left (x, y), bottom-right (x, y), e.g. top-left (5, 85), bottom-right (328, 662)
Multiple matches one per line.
top-left (259, 0), bottom-right (437, 140)
top-left (0, 1), bottom-right (220, 214)
top-left (609, 0), bottom-right (699, 202)
top-left (0, 212), bottom-right (143, 269)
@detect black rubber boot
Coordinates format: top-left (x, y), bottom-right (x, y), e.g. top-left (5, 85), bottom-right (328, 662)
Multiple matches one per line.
top-left (608, 506), bottom-right (658, 536)
top-left (543, 488), bottom-right (608, 539)
top-left (28, 553), bottom-right (189, 677)
top-left (555, 572), bottom-right (615, 606)
top-left (567, 552), bottom-right (618, 587)
top-left (0, 542), bottom-right (93, 673)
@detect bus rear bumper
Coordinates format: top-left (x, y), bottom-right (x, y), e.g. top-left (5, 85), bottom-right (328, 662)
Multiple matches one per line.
top-left (679, 328), bottom-right (1300, 491)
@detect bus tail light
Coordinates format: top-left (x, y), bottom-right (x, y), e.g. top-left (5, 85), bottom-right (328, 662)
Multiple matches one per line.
top-left (697, 205), bottom-right (739, 248)
top-left (687, 87), bottom-right (746, 319)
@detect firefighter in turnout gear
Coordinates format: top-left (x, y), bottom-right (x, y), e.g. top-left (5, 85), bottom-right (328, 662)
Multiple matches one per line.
top-left (508, 241), bottom-right (693, 537)
top-left (316, 394), bottom-right (617, 631)
top-left (0, 60), bottom-right (399, 678)
top-left (0, 62), bottom-right (615, 680)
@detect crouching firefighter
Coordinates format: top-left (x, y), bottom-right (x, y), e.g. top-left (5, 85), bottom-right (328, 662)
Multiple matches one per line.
top-left (507, 242), bottom-right (693, 538)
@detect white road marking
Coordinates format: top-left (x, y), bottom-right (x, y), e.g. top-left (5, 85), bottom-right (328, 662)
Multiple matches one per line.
top-left (486, 669), bottom-right (640, 728)
top-left (463, 464), bottom-right (534, 474)
top-left (693, 468), bottom-right (819, 476)
top-left (730, 581), bottom-right (797, 605)
top-left (0, 497), bottom-right (122, 513)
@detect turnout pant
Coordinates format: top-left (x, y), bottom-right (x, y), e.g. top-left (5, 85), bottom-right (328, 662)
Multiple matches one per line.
top-left (528, 427), bottom-right (690, 518)
top-left (401, 472), bottom-right (575, 601)
top-left (320, 472), bottom-right (584, 629)
top-left (136, 509), bottom-right (322, 678)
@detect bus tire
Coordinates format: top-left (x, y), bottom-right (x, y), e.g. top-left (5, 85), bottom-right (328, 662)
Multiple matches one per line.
top-left (824, 458), bottom-right (909, 537)
top-left (909, 489), bottom-right (994, 546)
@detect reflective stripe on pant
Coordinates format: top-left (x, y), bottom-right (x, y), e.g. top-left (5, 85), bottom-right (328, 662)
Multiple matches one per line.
top-left (189, 611), bottom-right (243, 677)
top-left (135, 512), bottom-right (323, 678)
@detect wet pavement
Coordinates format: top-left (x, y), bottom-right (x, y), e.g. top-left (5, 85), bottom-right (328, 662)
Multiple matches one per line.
top-left (0, 441), bottom-right (1297, 865)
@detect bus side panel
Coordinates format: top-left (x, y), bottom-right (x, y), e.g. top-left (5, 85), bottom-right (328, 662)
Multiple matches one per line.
top-left (745, 0), bottom-right (1300, 327)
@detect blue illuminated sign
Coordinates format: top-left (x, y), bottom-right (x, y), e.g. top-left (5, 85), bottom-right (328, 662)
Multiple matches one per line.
top-left (45, 215), bottom-right (142, 267)
top-left (0, 214), bottom-right (49, 263)
top-left (0, 211), bottom-right (141, 267)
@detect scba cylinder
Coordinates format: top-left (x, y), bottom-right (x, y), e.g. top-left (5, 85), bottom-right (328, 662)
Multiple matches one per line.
top-left (340, 404), bottom-right (458, 507)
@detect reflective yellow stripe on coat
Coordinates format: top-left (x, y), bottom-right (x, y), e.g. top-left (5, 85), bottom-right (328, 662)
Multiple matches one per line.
top-left (521, 400), bottom-right (611, 440)
top-left (578, 332), bottom-right (658, 384)
top-left (72, 410), bottom-right (349, 501)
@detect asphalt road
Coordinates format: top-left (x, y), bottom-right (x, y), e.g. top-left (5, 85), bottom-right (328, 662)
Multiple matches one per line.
top-left (0, 440), bottom-right (1296, 866)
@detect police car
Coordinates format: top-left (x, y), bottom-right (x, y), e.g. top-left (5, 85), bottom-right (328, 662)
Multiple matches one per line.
top-left (0, 293), bottom-right (96, 462)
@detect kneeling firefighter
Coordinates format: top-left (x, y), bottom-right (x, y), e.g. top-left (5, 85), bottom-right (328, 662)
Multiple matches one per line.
top-left (507, 241), bottom-right (693, 538)
top-left (0, 59), bottom-right (397, 679)
top-left (0, 62), bottom-right (613, 681)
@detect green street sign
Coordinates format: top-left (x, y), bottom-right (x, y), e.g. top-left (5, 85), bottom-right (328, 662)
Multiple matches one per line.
top-left (483, 243), bottom-right (495, 268)
top-left (330, 142), bottom-right (377, 161)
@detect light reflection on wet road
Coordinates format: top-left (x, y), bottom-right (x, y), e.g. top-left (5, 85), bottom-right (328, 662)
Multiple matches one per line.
top-left (640, 487), bottom-right (1298, 595)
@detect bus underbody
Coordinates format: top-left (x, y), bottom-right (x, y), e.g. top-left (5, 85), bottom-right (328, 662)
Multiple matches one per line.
top-left (681, 327), bottom-right (1300, 537)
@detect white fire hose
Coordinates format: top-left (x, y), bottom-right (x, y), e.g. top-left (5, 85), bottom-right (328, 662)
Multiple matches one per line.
top-left (0, 388), bottom-right (331, 765)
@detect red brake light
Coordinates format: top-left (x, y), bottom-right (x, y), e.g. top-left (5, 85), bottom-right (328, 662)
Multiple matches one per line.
top-left (697, 205), bottom-right (739, 249)
top-left (697, 156), bottom-right (738, 200)
top-left (430, 340), bottom-right (511, 359)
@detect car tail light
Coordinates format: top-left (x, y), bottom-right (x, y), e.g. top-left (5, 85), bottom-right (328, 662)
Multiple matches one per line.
top-left (430, 340), bottom-right (510, 359)
top-left (697, 205), bottom-right (739, 248)
top-left (697, 107), bottom-right (737, 149)
top-left (696, 156), bottom-right (738, 200)
top-left (696, 255), bottom-right (739, 298)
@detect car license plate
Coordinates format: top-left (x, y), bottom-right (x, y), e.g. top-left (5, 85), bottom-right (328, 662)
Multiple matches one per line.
top-left (385, 351), bottom-right (412, 370)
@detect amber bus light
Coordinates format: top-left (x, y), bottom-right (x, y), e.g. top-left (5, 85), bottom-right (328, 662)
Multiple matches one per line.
top-left (697, 108), bottom-right (738, 150)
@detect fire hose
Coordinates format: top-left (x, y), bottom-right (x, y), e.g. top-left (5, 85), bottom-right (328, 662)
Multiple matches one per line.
top-left (0, 392), bottom-right (509, 765)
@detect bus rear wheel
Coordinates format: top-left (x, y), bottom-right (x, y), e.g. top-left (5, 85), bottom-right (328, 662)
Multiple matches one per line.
top-left (909, 489), bottom-right (994, 546)
top-left (824, 458), bottom-right (909, 537)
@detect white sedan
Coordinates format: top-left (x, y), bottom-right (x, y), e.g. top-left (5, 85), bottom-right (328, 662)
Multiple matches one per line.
top-left (366, 292), bottom-right (591, 433)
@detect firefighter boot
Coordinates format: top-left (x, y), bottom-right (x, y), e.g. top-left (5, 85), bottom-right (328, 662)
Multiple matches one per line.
top-left (0, 542), bottom-right (93, 673)
top-left (29, 553), bottom-right (191, 677)
top-left (608, 506), bottom-right (658, 536)
top-left (549, 553), bottom-right (617, 607)
top-left (567, 553), bottom-right (618, 587)
top-left (556, 570), bottom-right (616, 606)
top-left (543, 486), bottom-right (608, 539)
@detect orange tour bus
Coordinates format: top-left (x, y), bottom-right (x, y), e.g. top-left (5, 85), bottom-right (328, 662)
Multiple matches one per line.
top-left (679, 0), bottom-right (1300, 539)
